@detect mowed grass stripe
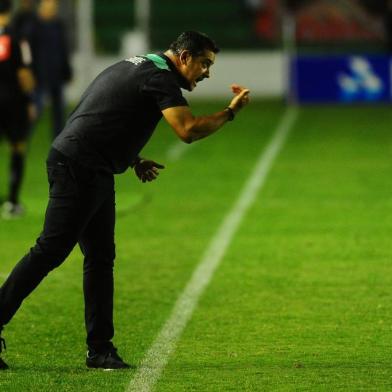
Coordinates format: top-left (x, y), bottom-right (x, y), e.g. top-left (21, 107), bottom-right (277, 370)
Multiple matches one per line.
top-left (157, 106), bottom-right (392, 391)
top-left (3, 103), bottom-right (391, 391)
top-left (126, 107), bottom-right (298, 392)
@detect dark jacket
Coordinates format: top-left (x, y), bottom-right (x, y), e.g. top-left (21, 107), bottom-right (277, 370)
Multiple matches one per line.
top-left (30, 17), bottom-right (72, 87)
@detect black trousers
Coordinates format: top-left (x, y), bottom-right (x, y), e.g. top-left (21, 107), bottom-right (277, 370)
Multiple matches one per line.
top-left (0, 149), bottom-right (116, 351)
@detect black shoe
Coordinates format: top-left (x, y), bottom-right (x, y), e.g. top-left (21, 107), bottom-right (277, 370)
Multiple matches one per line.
top-left (0, 337), bottom-right (8, 370)
top-left (86, 346), bottom-right (130, 370)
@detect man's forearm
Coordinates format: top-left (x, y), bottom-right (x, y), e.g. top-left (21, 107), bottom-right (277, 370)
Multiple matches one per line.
top-left (186, 109), bottom-right (233, 143)
top-left (162, 86), bottom-right (249, 144)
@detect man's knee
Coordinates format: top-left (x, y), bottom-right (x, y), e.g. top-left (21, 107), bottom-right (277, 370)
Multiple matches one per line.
top-left (31, 237), bottom-right (76, 270)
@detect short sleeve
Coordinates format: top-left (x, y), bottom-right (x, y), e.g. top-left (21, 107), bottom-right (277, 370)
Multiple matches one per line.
top-left (141, 72), bottom-right (188, 110)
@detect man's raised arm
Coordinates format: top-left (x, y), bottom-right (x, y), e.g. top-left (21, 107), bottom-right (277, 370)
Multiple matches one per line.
top-left (162, 84), bottom-right (250, 144)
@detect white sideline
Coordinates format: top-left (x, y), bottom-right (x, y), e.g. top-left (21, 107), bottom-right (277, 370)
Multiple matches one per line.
top-left (126, 107), bottom-right (298, 392)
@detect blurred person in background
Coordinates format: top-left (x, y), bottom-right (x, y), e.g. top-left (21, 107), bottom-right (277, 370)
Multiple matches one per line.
top-left (0, 31), bottom-right (249, 370)
top-left (30, 0), bottom-right (72, 138)
top-left (12, 0), bottom-right (37, 43)
top-left (0, 0), bottom-right (35, 219)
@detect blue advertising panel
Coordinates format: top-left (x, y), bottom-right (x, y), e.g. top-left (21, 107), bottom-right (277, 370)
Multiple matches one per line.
top-left (290, 55), bottom-right (392, 103)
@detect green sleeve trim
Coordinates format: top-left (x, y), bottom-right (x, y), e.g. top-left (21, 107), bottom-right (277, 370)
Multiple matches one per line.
top-left (146, 54), bottom-right (170, 70)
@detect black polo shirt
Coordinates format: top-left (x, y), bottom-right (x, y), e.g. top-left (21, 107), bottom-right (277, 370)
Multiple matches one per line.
top-left (53, 53), bottom-right (189, 174)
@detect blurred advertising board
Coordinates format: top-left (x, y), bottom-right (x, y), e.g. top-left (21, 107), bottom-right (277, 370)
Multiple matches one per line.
top-left (289, 55), bottom-right (391, 103)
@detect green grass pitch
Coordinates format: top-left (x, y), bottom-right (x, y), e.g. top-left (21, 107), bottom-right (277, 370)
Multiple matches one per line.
top-left (0, 100), bottom-right (392, 391)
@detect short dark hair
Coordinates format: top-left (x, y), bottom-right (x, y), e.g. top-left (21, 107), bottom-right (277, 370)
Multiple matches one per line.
top-left (169, 31), bottom-right (220, 57)
top-left (0, 0), bottom-right (11, 13)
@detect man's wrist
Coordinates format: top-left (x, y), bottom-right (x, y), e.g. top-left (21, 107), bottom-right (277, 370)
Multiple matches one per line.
top-left (131, 156), bottom-right (142, 168)
top-left (224, 107), bottom-right (235, 121)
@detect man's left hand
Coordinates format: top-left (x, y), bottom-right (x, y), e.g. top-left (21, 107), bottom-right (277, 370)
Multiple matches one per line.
top-left (134, 160), bottom-right (165, 183)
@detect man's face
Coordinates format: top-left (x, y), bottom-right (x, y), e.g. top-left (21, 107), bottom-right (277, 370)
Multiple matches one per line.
top-left (180, 50), bottom-right (215, 91)
top-left (39, 0), bottom-right (59, 19)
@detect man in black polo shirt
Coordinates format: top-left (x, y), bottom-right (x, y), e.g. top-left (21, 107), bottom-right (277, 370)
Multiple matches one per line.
top-left (0, 0), bottom-right (35, 219)
top-left (0, 31), bottom-right (250, 370)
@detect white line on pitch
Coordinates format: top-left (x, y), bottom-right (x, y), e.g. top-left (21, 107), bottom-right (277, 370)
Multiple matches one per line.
top-left (126, 107), bottom-right (299, 392)
top-left (165, 140), bottom-right (194, 162)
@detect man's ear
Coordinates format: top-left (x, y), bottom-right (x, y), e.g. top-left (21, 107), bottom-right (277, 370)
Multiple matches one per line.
top-left (179, 50), bottom-right (191, 65)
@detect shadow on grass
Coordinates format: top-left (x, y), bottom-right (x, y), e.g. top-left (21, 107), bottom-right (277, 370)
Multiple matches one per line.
top-left (2, 363), bottom-right (137, 373)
